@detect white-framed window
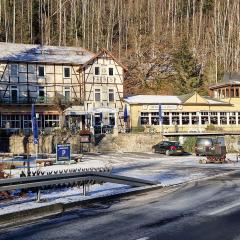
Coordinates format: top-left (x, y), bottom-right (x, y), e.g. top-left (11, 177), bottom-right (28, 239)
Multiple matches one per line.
top-left (94, 66), bottom-right (100, 75)
top-left (10, 86), bottom-right (18, 102)
top-left (10, 64), bottom-right (18, 76)
top-left (38, 66), bottom-right (45, 77)
top-left (140, 112), bottom-right (149, 125)
top-left (64, 87), bottom-right (71, 101)
top-left (44, 114), bottom-right (60, 128)
top-left (108, 89), bottom-right (115, 102)
top-left (63, 67), bottom-right (71, 78)
top-left (94, 89), bottom-right (101, 101)
top-left (109, 67), bottom-right (114, 76)
top-left (2, 114), bottom-right (20, 128)
top-left (23, 115), bottom-right (32, 129)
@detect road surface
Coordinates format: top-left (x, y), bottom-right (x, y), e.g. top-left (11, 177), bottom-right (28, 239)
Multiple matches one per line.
top-left (1, 172), bottom-right (240, 240)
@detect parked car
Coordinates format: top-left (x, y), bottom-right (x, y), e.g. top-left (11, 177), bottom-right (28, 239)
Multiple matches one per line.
top-left (152, 141), bottom-right (184, 156)
top-left (195, 136), bottom-right (225, 156)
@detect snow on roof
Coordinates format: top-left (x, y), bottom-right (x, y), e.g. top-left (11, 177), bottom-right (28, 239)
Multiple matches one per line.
top-left (124, 95), bottom-right (182, 104)
top-left (204, 96), bottom-right (230, 105)
top-left (0, 42), bottom-right (95, 64)
top-left (124, 94), bottom-right (231, 105)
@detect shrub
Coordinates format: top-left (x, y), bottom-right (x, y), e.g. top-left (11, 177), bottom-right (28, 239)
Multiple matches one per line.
top-left (183, 136), bottom-right (197, 153)
top-left (206, 124), bottom-right (216, 131)
top-left (131, 126), bottom-right (145, 133)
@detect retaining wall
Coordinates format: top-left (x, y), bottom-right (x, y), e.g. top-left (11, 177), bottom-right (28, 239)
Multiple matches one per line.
top-left (7, 133), bottom-right (240, 154)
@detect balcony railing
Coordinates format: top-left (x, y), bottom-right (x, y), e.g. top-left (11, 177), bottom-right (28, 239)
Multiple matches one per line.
top-left (0, 97), bottom-right (78, 105)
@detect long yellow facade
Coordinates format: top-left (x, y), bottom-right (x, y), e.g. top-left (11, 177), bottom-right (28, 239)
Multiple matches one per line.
top-left (125, 92), bottom-right (240, 133)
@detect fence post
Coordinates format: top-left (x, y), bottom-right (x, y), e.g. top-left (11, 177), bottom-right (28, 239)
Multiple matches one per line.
top-left (83, 182), bottom-right (86, 196)
top-left (36, 189), bottom-right (41, 202)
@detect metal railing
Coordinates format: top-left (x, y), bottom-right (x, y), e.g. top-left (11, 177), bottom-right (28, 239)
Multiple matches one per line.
top-left (0, 97), bottom-right (73, 105)
top-left (0, 171), bottom-right (156, 201)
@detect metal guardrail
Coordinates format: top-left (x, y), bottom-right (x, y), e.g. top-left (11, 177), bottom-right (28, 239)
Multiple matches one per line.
top-left (0, 171), bottom-right (156, 192)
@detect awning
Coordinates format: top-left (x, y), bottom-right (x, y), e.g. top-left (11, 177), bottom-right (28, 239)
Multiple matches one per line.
top-left (64, 106), bottom-right (88, 116)
top-left (89, 107), bottom-right (118, 113)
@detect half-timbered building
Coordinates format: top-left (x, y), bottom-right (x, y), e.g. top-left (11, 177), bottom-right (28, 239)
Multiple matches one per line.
top-left (0, 43), bottom-right (125, 133)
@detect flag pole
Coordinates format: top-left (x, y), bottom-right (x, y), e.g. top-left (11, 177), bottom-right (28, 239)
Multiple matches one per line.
top-left (31, 104), bottom-right (39, 170)
top-left (35, 143), bottom-right (38, 170)
top-left (159, 104), bottom-right (163, 136)
top-left (124, 104), bottom-right (128, 133)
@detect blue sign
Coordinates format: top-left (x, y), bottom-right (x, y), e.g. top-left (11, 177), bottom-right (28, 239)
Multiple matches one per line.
top-left (57, 144), bottom-right (71, 162)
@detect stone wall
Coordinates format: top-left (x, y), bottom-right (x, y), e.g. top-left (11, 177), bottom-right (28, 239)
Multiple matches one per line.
top-left (116, 133), bottom-right (163, 152)
top-left (9, 136), bottom-right (25, 154)
top-left (8, 133), bottom-right (240, 154)
top-left (9, 134), bottom-right (83, 155)
top-left (8, 133), bottom-right (164, 154)
top-left (94, 133), bottom-right (163, 152)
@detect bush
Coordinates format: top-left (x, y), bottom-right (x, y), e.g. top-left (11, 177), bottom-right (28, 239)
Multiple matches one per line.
top-left (131, 126), bottom-right (145, 133)
top-left (206, 124), bottom-right (216, 131)
top-left (183, 136), bottom-right (197, 153)
top-left (206, 124), bottom-right (223, 131)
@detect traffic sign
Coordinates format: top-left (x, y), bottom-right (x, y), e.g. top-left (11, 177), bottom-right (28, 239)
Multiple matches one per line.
top-left (56, 144), bottom-right (71, 162)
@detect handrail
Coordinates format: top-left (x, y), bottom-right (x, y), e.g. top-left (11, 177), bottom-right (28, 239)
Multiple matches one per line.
top-left (0, 171), bottom-right (156, 192)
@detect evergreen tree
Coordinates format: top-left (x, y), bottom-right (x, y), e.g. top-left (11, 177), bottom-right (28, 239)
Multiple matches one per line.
top-left (172, 40), bottom-right (203, 94)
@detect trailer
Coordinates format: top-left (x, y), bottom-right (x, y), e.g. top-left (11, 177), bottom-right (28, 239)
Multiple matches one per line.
top-left (199, 145), bottom-right (228, 164)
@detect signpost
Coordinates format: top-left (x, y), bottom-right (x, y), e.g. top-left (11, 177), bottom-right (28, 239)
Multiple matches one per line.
top-left (56, 144), bottom-right (71, 163)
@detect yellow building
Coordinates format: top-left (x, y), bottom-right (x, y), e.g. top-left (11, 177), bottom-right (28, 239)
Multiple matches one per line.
top-left (124, 89), bottom-right (240, 133)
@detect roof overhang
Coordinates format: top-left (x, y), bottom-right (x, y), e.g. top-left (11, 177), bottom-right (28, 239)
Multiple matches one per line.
top-left (209, 82), bottom-right (240, 90)
top-left (89, 107), bottom-right (118, 113)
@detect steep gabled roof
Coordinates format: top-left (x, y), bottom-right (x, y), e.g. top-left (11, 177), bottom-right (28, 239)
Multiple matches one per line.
top-left (0, 42), bottom-right (95, 65)
top-left (180, 92), bottom-right (209, 104)
top-left (177, 92), bottom-right (195, 102)
top-left (78, 48), bottom-right (127, 71)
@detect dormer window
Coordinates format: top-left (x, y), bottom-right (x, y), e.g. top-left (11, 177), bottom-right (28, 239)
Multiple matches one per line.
top-left (10, 64), bottom-right (18, 76)
top-left (38, 66), bottom-right (45, 77)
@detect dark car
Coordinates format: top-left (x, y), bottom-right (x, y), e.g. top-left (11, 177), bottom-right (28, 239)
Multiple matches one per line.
top-left (152, 141), bottom-right (184, 156)
top-left (195, 137), bottom-right (225, 156)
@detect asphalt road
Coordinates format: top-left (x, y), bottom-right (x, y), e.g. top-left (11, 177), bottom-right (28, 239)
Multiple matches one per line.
top-left (1, 172), bottom-right (240, 240)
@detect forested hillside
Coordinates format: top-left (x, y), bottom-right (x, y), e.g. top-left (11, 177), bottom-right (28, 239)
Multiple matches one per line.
top-left (0, 0), bottom-right (239, 95)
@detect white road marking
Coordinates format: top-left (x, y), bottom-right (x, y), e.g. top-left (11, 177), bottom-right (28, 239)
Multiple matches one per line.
top-left (136, 237), bottom-right (149, 240)
top-left (207, 201), bottom-right (240, 215)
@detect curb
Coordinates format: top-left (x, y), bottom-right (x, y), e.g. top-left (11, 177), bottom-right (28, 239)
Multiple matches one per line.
top-left (0, 184), bottom-right (163, 230)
